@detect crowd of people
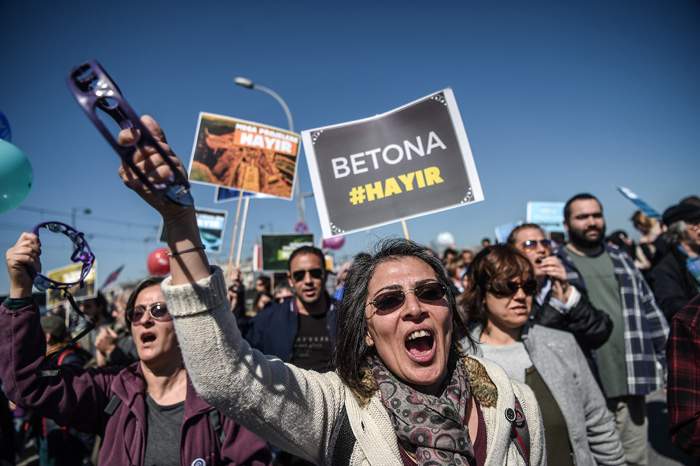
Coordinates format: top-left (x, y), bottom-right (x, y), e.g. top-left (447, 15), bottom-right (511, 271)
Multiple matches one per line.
top-left (0, 115), bottom-right (698, 465)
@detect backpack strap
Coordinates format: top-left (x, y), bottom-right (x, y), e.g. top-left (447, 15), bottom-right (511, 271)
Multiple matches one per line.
top-left (56, 347), bottom-right (75, 366)
top-left (208, 409), bottom-right (226, 447)
top-left (508, 397), bottom-right (530, 466)
top-left (331, 406), bottom-right (355, 466)
top-left (104, 395), bottom-right (122, 416)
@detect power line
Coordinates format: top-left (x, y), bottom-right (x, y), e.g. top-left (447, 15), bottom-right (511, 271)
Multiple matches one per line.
top-left (16, 205), bottom-right (159, 230)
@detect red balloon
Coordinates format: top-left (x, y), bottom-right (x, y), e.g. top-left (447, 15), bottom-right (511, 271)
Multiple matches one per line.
top-left (147, 247), bottom-right (170, 276)
top-left (322, 235), bottom-right (345, 250)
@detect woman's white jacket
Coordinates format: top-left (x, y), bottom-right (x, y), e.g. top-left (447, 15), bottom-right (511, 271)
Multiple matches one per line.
top-left (162, 267), bottom-right (546, 465)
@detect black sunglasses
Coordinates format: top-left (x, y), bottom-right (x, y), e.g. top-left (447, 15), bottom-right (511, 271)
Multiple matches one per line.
top-left (489, 279), bottom-right (538, 298)
top-left (521, 239), bottom-right (552, 250)
top-left (127, 302), bottom-right (171, 324)
top-left (368, 282), bottom-right (447, 315)
top-left (291, 268), bottom-right (324, 282)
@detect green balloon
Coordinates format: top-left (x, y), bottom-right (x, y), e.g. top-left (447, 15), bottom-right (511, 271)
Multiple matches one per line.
top-left (0, 139), bottom-right (32, 214)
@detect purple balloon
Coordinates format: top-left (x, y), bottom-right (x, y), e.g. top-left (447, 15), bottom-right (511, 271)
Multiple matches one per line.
top-left (322, 235), bottom-right (345, 250)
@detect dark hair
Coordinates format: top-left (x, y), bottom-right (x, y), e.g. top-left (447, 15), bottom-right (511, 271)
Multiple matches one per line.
top-left (125, 276), bottom-right (166, 325)
top-left (442, 247), bottom-right (458, 261)
top-left (506, 223), bottom-right (545, 246)
top-left (460, 245), bottom-right (534, 327)
top-left (287, 245), bottom-right (326, 273)
top-left (255, 275), bottom-right (271, 292)
top-left (334, 238), bottom-right (468, 404)
top-left (563, 193), bottom-right (601, 224)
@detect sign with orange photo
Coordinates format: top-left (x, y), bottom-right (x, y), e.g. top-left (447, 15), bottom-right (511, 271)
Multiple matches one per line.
top-left (187, 112), bottom-right (300, 200)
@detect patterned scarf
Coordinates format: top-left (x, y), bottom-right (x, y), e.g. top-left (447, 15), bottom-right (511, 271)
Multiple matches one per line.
top-left (369, 354), bottom-right (475, 466)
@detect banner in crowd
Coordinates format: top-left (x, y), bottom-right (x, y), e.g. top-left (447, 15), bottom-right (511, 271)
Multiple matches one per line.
top-left (526, 201), bottom-right (565, 233)
top-left (188, 112), bottom-right (300, 200)
top-left (159, 208), bottom-right (227, 253)
top-left (214, 187), bottom-right (272, 203)
top-left (261, 234), bottom-right (314, 271)
top-left (617, 186), bottom-right (661, 218)
top-left (46, 261), bottom-right (98, 309)
top-left (196, 208), bottom-right (228, 253)
top-left (301, 88), bottom-right (484, 238)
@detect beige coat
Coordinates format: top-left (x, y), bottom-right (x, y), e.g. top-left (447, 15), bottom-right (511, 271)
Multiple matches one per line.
top-left (163, 267), bottom-right (546, 465)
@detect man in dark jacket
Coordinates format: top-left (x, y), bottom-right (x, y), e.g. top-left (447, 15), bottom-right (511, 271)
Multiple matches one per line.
top-left (651, 200), bottom-right (700, 321)
top-left (245, 246), bottom-right (337, 373)
top-left (508, 224), bottom-right (613, 359)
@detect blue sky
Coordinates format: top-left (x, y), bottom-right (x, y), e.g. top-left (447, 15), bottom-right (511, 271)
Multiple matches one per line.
top-left (1, 0), bottom-right (698, 293)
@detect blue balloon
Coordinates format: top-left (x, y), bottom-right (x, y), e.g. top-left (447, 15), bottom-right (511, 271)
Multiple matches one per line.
top-left (0, 139), bottom-right (32, 213)
top-left (0, 111), bottom-right (11, 142)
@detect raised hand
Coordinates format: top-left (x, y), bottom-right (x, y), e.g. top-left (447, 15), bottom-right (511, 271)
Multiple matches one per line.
top-left (5, 232), bottom-right (41, 299)
top-left (117, 115), bottom-right (191, 221)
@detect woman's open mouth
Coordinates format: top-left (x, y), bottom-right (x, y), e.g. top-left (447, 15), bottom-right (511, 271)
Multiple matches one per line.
top-left (140, 332), bottom-right (157, 345)
top-left (404, 329), bottom-right (435, 363)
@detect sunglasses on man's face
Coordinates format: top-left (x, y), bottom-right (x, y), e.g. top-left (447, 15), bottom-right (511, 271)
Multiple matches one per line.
top-left (521, 239), bottom-right (552, 250)
top-left (368, 282), bottom-right (447, 315)
top-left (291, 268), bottom-right (324, 282)
top-left (488, 279), bottom-right (538, 298)
top-left (127, 302), bottom-right (172, 324)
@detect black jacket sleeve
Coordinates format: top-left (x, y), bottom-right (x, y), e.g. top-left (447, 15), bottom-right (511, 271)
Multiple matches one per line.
top-left (651, 251), bottom-right (699, 322)
top-left (534, 289), bottom-right (613, 352)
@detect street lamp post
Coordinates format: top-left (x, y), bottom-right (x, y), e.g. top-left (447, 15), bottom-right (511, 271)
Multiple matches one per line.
top-left (233, 76), bottom-right (307, 225)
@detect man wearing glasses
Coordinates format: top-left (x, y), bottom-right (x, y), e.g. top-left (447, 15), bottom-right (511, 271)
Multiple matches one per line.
top-left (651, 198), bottom-right (700, 321)
top-left (507, 223), bottom-right (613, 361)
top-left (556, 193), bottom-right (668, 466)
top-left (245, 245), bottom-right (337, 374)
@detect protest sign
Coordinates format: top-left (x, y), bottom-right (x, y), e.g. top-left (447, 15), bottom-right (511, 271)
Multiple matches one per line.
top-left (196, 208), bottom-right (227, 253)
top-left (302, 89), bottom-right (483, 238)
top-left (46, 261), bottom-right (98, 309)
top-left (261, 234), bottom-right (314, 271)
top-left (214, 187), bottom-right (273, 203)
top-left (188, 112), bottom-right (300, 199)
top-left (526, 201), bottom-right (565, 233)
top-left (159, 208), bottom-right (227, 253)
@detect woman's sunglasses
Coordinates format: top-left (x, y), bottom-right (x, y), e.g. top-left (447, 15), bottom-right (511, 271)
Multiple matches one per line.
top-left (488, 279), bottom-right (538, 298)
top-left (368, 282), bottom-right (447, 315)
top-left (127, 302), bottom-right (172, 324)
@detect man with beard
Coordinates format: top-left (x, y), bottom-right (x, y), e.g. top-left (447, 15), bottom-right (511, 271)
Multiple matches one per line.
top-left (245, 245), bottom-right (337, 373)
top-left (556, 193), bottom-right (668, 466)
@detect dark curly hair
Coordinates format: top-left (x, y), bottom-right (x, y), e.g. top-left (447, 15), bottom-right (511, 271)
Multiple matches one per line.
top-left (460, 245), bottom-right (534, 327)
top-left (334, 238), bottom-right (470, 404)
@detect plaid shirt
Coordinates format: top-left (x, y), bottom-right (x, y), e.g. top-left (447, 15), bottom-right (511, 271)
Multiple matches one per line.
top-left (557, 243), bottom-right (669, 395)
top-left (667, 295), bottom-right (700, 457)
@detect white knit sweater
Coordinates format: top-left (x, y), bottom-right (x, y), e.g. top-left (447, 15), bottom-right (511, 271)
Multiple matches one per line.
top-left (162, 268), bottom-right (545, 466)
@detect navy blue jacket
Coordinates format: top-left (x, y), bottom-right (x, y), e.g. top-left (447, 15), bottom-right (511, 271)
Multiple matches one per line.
top-left (244, 297), bottom-right (338, 362)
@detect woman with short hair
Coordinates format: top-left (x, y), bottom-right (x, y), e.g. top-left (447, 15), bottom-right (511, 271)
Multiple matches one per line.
top-left (1, 237), bottom-right (271, 466)
top-left (461, 245), bottom-right (625, 466)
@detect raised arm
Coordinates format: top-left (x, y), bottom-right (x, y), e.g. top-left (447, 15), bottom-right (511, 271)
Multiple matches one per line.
top-left (119, 117), bottom-right (346, 464)
top-left (0, 233), bottom-right (113, 433)
top-left (116, 115), bottom-right (210, 286)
